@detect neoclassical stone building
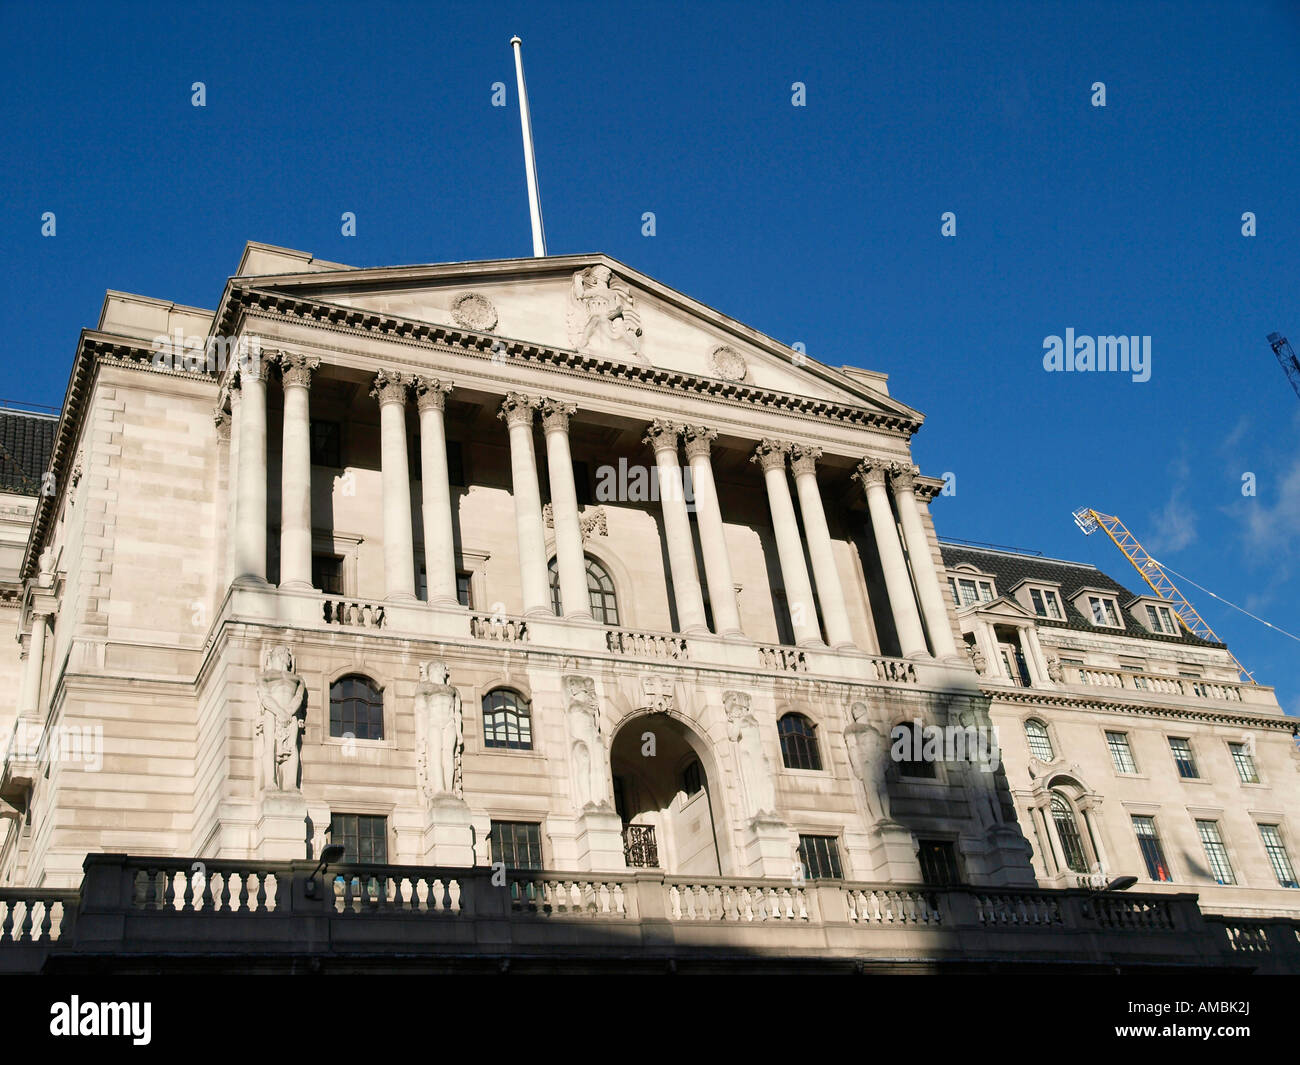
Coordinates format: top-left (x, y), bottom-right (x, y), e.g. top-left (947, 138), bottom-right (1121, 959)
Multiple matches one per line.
top-left (0, 243), bottom-right (1295, 972)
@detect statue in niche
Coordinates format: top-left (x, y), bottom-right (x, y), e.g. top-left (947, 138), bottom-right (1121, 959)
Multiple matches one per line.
top-left (415, 660), bottom-right (463, 801)
top-left (956, 706), bottom-right (1002, 831)
top-left (1046, 654), bottom-right (1064, 683)
top-left (844, 701), bottom-right (894, 825)
top-left (256, 645), bottom-right (307, 792)
top-left (724, 691), bottom-right (778, 819)
top-left (966, 642), bottom-right (987, 675)
top-left (567, 265), bottom-right (644, 359)
top-left (565, 675), bottom-right (610, 810)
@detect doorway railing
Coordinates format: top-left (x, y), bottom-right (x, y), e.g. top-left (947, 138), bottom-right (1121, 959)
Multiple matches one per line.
top-left (622, 824), bottom-right (659, 868)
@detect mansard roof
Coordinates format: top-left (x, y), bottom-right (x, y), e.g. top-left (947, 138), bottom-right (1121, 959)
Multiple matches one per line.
top-left (939, 542), bottom-right (1218, 649)
top-left (0, 407), bottom-right (57, 495)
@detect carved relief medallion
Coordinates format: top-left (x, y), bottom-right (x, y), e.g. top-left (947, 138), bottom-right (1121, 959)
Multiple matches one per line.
top-left (450, 292), bottom-right (498, 332)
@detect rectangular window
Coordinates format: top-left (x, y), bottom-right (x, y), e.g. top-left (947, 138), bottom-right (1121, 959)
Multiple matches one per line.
top-left (1146, 604), bottom-right (1177, 635)
top-left (1106, 731), bottom-right (1137, 774)
top-left (1259, 825), bottom-right (1298, 888)
top-left (312, 554), bottom-right (344, 595)
top-left (1030, 589), bottom-right (1045, 615)
top-left (310, 420), bottom-right (341, 468)
top-left (446, 440), bottom-right (465, 486)
top-left (1029, 588), bottom-right (1063, 619)
top-left (1228, 742), bottom-right (1259, 784)
top-left (797, 834), bottom-right (843, 880)
top-left (1168, 737), bottom-right (1199, 779)
top-left (917, 839), bottom-right (962, 886)
top-left (1088, 596), bottom-right (1121, 627)
top-left (331, 813), bottom-right (388, 865)
top-left (572, 459), bottom-right (591, 507)
top-left (456, 571), bottom-right (473, 608)
top-left (1196, 820), bottom-right (1236, 885)
top-left (681, 759), bottom-right (703, 797)
top-left (490, 821), bottom-right (543, 871)
top-left (957, 579), bottom-right (979, 607)
top-left (1131, 815), bottom-right (1172, 882)
top-left (978, 581), bottom-right (994, 602)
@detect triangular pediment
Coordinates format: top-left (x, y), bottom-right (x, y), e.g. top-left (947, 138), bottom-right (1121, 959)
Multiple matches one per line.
top-left (961, 596), bottom-right (1036, 621)
top-left (227, 248), bottom-right (920, 422)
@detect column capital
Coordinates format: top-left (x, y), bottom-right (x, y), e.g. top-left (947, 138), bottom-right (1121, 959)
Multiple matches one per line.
top-left (751, 438), bottom-right (790, 472)
top-left (370, 369), bottom-right (411, 406)
top-left (234, 349), bottom-right (272, 384)
top-left (279, 352), bottom-right (321, 389)
top-left (414, 376), bottom-right (454, 412)
top-left (887, 460), bottom-right (920, 493)
top-left (213, 408), bottom-right (232, 441)
top-left (852, 457), bottom-right (889, 490)
top-left (681, 425), bottom-right (718, 459)
top-left (540, 398), bottom-right (578, 433)
top-left (498, 392), bottom-right (539, 427)
top-left (789, 444), bottom-right (823, 476)
top-left (642, 418), bottom-right (682, 453)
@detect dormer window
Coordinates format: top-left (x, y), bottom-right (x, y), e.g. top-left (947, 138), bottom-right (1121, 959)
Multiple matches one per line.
top-left (1144, 603), bottom-right (1178, 635)
top-left (1028, 587), bottom-right (1064, 620)
top-left (1087, 595), bottom-right (1122, 628)
top-left (949, 576), bottom-right (995, 607)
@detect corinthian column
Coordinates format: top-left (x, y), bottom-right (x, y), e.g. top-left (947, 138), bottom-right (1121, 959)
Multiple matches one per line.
top-left (888, 463), bottom-right (960, 660)
top-left (643, 420), bottom-right (708, 634)
top-left (216, 399), bottom-right (238, 588)
top-left (499, 393), bottom-right (551, 616)
top-left (789, 445), bottom-right (855, 650)
top-left (371, 370), bottom-right (417, 602)
top-left (541, 399), bottom-right (591, 620)
top-left (752, 439), bottom-right (823, 647)
top-left (278, 353), bottom-right (320, 590)
top-left (853, 459), bottom-right (928, 658)
top-left (233, 351), bottom-right (269, 583)
top-left (415, 377), bottom-right (458, 605)
top-left (682, 426), bottom-right (742, 636)
top-left (16, 612), bottom-right (50, 719)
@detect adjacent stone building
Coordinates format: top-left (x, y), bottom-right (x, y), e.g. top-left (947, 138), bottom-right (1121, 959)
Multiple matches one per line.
top-left (0, 243), bottom-right (1294, 971)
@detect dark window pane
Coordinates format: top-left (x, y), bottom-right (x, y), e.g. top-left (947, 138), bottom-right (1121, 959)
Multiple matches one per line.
top-left (572, 460), bottom-right (591, 506)
top-left (456, 571), bottom-right (472, 608)
top-left (330, 813), bottom-right (387, 865)
top-left (681, 759), bottom-right (703, 797)
top-left (798, 834), bottom-right (842, 880)
top-left (778, 714), bottom-right (822, 770)
top-left (313, 554), bottom-right (344, 594)
top-left (1051, 794), bottom-right (1089, 873)
top-left (490, 821), bottom-right (542, 870)
top-left (917, 839), bottom-right (961, 885)
top-left (329, 675), bottom-right (384, 740)
top-left (447, 441), bottom-right (465, 486)
top-left (310, 420), bottom-right (341, 468)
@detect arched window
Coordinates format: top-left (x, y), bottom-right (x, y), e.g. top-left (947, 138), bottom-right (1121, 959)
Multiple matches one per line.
top-left (1050, 793), bottom-right (1089, 873)
top-left (548, 554), bottom-right (620, 625)
top-left (1024, 719), bottom-right (1055, 762)
top-left (895, 720), bottom-right (936, 779)
top-left (778, 713), bottom-right (822, 770)
top-left (483, 688), bottom-right (533, 750)
top-left (330, 675), bottom-right (384, 740)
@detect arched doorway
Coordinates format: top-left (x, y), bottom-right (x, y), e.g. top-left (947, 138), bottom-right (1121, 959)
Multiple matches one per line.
top-left (609, 713), bottom-right (725, 876)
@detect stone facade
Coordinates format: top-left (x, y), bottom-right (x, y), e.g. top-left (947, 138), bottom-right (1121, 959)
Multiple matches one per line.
top-left (0, 244), bottom-right (1294, 972)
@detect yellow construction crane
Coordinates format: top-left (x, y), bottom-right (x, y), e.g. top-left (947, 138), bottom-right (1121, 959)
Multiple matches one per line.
top-left (1072, 506), bottom-right (1254, 683)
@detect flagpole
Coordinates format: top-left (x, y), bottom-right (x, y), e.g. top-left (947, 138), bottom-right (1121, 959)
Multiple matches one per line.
top-left (510, 36), bottom-right (547, 257)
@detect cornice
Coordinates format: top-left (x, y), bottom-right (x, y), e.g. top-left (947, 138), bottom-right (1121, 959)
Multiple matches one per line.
top-left (218, 287), bottom-right (922, 435)
top-left (985, 685), bottom-right (1294, 731)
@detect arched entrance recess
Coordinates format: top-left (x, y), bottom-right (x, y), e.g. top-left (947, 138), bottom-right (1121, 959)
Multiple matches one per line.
top-left (609, 712), bottom-right (728, 876)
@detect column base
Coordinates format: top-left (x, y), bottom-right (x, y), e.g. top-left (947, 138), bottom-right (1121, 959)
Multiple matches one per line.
top-left (573, 806), bottom-right (626, 872)
top-left (904, 649), bottom-right (935, 661)
top-left (254, 791), bottom-right (308, 861)
top-left (385, 591), bottom-right (419, 604)
top-left (279, 580), bottom-right (314, 592)
top-left (863, 821), bottom-right (923, 881)
top-left (740, 815), bottom-right (794, 878)
top-left (233, 574), bottom-right (271, 588)
top-left (422, 796), bottom-right (476, 867)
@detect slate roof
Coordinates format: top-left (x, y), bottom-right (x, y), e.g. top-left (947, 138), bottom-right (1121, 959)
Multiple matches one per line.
top-left (0, 408), bottom-right (58, 495)
top-left (939, 543), bottom-right (1219, 649)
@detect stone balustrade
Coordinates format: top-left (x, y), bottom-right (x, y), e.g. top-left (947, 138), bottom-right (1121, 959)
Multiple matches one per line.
top-left (1, 853), bottom-right (1281, 974)
top-left (1070, 667), bottom-right (1247, 703)
top-left (469, 613), bottom-right (529, 643)
top-left (606, 627), bottom-right (689, 660)
top-left (757, 645), bottom-right (808, 673)
top-left (869, 655), bottom-right (919, 684)
top-left (322, 597), bottom-right (386, 628)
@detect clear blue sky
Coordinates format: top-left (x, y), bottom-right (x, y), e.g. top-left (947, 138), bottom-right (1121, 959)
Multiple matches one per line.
top-left (2, 1), bottom-right (1298, 713)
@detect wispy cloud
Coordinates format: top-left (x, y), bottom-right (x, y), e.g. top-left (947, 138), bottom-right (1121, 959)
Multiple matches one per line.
top-left (1146, 456), bottom-right (1197, 555)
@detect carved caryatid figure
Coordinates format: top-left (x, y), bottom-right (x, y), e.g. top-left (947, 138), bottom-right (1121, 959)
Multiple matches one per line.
top-left (565, 675), bottom-right (610, 810)
top-left (844, 701), bottom-right (894, 825)
top-left (567, 265), bottom-right (644, 358)
top-left (255, 646), bottom-right (307, 792)
top-left (724, 691), bottom-right (778, 819)
top-left (415, 660), bottom-right (463, 801)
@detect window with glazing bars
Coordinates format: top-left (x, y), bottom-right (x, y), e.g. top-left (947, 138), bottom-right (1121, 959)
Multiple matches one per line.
top-left (1131, 815), bottom-right (1172, 881)
top-left (329, 675), bottom-right (384, 740)
top-left (490, 821), bottom-right (542, 870)
top-left (1106, 731), bottom-right (1137, 774)
top-left (917, 839), bottom-right (962, 886)
top-left (482, 689), bottom-right (532, 749)
top-left (312, 554), bottom-right (344, 595)
top-left (1196, 820), bottom-right (1236, 885)
top-left (1050, 794), bottom-right (1089, 873)
top-left (797, 835), bottom-right (842, 880)
top-left (1025, 719), bottom-right (1055, 762)
top-left (1168, 737), bottom-right (1198, 778)
top-left (330, 813), bottom-right (388, 864)
top-left (778, 714), bottom-right (822, 770)
top-left (1228, 742), bottom-right (1259, 784)
top-left (1259, 825), bottom-right (1297, 888)
top-left (896, 722), bottom-right (936, 778)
